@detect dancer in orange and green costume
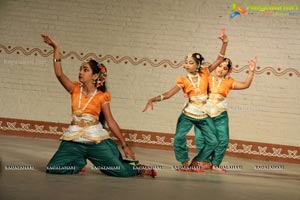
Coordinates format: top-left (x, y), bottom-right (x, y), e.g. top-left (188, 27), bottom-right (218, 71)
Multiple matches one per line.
top-left (195, 57), bottom-right (257, 172)
top-left (41, 34), bottom-right (156, 178)
top-left (143, 29), bottom-right (228, 172)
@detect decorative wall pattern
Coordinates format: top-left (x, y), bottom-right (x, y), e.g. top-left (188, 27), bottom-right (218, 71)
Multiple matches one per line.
top-left (1, 44), bottom-right (299, 77)
top-left (0, 117), bottom-right (299, 164)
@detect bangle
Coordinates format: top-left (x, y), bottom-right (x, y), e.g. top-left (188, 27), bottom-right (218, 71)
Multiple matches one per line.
top-left (160, 94), bottom-right (164, 101)
top-left (223, 40), bottom-right (228, 43)
top-left (219, 53), bottom-right (225, 58)
top-left (53, 58), bottom-right (61, 62)
top-left (121, 144), bottom-right (128, 149)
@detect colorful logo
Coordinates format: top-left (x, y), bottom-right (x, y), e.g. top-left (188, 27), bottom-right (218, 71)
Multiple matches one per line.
top-left (230, 2), bottom-right (246, 18)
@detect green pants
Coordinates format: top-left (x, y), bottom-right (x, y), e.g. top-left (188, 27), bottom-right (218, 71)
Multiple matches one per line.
top-left (46, 139), bottom-right (138, 177)
top-left (194, 111), bottom-right (229, 166)
top-left (174, 113), bottom-right (218, 163)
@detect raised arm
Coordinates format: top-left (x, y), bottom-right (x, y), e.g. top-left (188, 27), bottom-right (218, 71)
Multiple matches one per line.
top-left (207, 28), bottom-right (229, 72)
top-left (41, 34), bottom-right (74, 93)
top-left (233, 57), bottom-right (257, 90)
top-left (102, 103), bottom-right (136, 160)
top-left (142, 85), bottom-right (181, 112)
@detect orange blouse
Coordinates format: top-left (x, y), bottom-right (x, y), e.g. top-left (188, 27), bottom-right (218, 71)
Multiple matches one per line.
top-left (71, 82), bottom-right (111, 117)
top-left (208, 76), bottom-right (235, 97)
top-left (176, 67), bottom-right (210, 96)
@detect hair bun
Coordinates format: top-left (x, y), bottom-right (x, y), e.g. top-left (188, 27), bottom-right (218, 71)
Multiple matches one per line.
top-left (223, 58), bottom-right (232, 68)
top-left (193, 53), bottom-right (204, 63)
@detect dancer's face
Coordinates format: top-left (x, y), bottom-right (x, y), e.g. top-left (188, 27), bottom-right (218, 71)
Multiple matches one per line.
top-left (215, 61), bottom-right (230, 77)
top-left (183, 56), bottom-right (198, 74)
top-left (78, 62), bottom-right (96, 83)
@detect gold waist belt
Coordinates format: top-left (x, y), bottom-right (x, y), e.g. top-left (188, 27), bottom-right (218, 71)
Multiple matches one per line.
top-left (209, 94), bottom-right (225, 102)
top-left (182, 110), bottom-right (208, 119)
top-left (189, 100), bottom-right (206, 106)
top-left (70, 120), bottom-right (99, 127)
top-left (183, 102), bottom-right (208, 119)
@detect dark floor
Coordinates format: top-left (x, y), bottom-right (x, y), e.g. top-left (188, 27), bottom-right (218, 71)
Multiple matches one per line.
top-left (0, 135), bottom-right (299, 200)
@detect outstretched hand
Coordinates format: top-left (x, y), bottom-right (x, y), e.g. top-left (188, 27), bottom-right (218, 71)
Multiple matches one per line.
top-left (142, 100), bottom-right (154, 112)
top-left (248, 57), bottom-right (257, 72)
top-left (218, 28), bottom-right (228, 43)
top-left (123, 146), bottom-right (136, 160)
top-left (41, 34), bottom-right (58, 48)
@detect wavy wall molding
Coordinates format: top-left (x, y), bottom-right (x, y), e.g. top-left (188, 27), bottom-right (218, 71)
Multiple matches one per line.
top-left (1, 44), bottom-right (299, 77)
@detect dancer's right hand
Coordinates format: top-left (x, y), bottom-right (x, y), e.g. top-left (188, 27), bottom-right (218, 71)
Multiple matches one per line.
top-left (123, 146), bottom-right (136, 160)
top-left (248, 57), bottom-right (257, 72)
top-left (41, 34), bottom-right (58, 49)
top-left (142, 100), bottom-right (153, 112)
top-left (219, 28), bottom-right (228, 43)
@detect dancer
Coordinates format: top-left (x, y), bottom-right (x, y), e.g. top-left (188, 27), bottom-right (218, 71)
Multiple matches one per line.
top-left (197, 57), bottom-right (257, 172)
top-left (41, 34), bottom-right (156, 178)
top-left (142, 29), bottom-right (228, 172)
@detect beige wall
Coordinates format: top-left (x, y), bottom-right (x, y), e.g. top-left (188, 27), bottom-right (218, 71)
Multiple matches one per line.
top-left (0, 0), bottom-right (299, 146)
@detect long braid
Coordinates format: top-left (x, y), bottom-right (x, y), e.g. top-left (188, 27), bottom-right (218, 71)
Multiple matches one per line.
top-left (88, 59), bottom-right (108, 127)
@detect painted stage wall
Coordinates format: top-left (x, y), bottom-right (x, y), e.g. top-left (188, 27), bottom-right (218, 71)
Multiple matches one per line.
top-left (0, 0), bottom-right (299, 163)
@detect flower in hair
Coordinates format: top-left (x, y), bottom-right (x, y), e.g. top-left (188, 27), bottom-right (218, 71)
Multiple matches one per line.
top-left (196, 65), bottom-right (202, 72)
top-left (96, 63), bottom-right (107, 87)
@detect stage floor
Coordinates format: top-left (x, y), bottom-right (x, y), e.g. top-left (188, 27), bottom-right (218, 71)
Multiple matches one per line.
top-left (0, 135), bottom-right (299, 200)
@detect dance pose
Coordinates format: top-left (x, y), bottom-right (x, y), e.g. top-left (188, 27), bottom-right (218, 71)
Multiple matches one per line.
top-left (142, 29), bottom-right (228, 172)
top-left (196, 57), bottom-right (257, 172)
top-left (41, 34), bottom-right (156, 177)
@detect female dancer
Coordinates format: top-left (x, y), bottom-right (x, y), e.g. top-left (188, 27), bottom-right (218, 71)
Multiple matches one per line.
top-left (198, 57), bottom-right (257, 172)
top-left (41, 34), bottom-right (156, 177)
top-left (142, 29), bottom-right (228, 172)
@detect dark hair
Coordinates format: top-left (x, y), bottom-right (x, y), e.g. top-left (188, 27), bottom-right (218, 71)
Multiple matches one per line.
top-left (222, 58), bottom-right (232, 70)
top-left (88, 59), bottom-right (107, 127)
top-left (191, 53), bottom-right (204, 72)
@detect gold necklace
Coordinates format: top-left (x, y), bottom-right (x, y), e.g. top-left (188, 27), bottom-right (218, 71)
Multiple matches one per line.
top-left (188, 72), bottom-right (198, 78)
top-left (187, 73), bottom-right (200, 94)
top-left (212, 76), bottom-right (223, 93)
top-left (73, 86), bottom-right (97, 117)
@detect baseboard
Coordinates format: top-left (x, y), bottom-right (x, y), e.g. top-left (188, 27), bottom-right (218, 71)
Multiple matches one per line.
top-left (0, 117), bottom-right (299, 164)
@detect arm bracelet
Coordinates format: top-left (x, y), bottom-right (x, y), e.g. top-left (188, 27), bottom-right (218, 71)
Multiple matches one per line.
top-left (219, 53), bottom-right (225, 58)
top-left (160, 94), bottom-right (164, 101)
top-left (121, 143), bottom-right (128, 149)
top-left (53, 58), bottom-right (61, 62)
top-left (248, 71), bottom-right (255, 77)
